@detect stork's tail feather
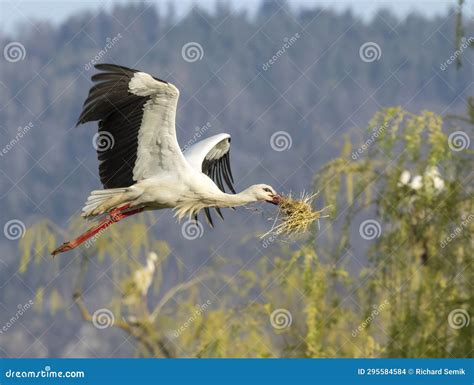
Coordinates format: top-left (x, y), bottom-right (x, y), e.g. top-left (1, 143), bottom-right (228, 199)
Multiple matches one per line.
top-left (51, 205), bottom-right (143, 256)
top-left (81, 187), bottom-right (133, 218)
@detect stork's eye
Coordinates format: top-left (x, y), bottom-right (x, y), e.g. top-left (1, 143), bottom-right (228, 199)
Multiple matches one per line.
top-left (263, 188), bottom-right (272, 193)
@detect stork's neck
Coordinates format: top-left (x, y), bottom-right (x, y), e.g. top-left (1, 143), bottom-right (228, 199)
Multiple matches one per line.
top-left (215, 188), bottom-right (256, 207)
top-left (174, 187), bottom-right (258, 221)
top-left (146, 259), bottom-right (155, 272)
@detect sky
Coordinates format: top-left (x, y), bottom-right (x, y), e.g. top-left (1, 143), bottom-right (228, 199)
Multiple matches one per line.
top-left (0, 0), bottom-right (466, 35)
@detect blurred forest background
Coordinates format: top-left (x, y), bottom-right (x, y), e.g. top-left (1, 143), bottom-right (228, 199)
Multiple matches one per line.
top-left (0, 0), bottom-right (472, 357)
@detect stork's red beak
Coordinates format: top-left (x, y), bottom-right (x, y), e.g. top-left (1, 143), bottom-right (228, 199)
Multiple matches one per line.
top-left (267, 194), bottom-right (282, 205)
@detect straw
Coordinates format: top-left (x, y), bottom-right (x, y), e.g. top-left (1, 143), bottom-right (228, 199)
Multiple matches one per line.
top-left (260, 192), bottom-right (329, 239)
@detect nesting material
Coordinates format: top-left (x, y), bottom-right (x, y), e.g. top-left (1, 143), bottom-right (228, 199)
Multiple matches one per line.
top-left (261, 192), bottom-right (328, 238)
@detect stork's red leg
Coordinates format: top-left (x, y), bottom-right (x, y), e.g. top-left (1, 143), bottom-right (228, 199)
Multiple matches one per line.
top-left (51, 205), bottom-right (143, 256)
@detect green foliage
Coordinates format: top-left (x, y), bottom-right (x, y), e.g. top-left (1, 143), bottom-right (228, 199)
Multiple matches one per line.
top-left (314, 108), bottom-right (472, 358)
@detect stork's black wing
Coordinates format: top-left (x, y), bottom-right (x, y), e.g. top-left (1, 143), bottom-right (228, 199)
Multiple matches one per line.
top-left (77, 63), bottom-right (171, 189)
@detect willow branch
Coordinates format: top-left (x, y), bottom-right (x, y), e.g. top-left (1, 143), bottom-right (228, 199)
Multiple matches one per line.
top-left (73, 292), bottom-right (170, 357)
top-left (150, 273), bottom-right (213, 321)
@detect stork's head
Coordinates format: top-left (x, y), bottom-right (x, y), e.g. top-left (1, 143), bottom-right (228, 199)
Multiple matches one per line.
top-left (248, 184), bottom-right (281, 205)
top-left (148, 252), bottom-right (158, 264)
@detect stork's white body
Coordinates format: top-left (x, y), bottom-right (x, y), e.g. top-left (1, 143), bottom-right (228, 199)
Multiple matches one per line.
top-left (118, 170), bottom-right (228, 214)
top-left (82, 131), bottom-right (251, 220)
top-left (77, 64), bottom-right (280, 225)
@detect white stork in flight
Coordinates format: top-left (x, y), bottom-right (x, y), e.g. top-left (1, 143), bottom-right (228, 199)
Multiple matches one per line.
top-left (52, 64), bottom-right (281, 255)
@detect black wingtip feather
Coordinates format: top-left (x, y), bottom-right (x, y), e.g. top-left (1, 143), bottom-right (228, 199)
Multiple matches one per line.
top-left (225, 152), bottom-right (234, 183)
top-left (204, 208), bottom-right (214, 228)
top-left (201, 141), bottom-right (237, 198)
top-left (215, 207), bottom-right (224, 220)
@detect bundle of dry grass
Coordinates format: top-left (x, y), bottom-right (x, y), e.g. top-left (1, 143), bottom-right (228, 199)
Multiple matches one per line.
top-left (261, 192), bottom-right (329, 238)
